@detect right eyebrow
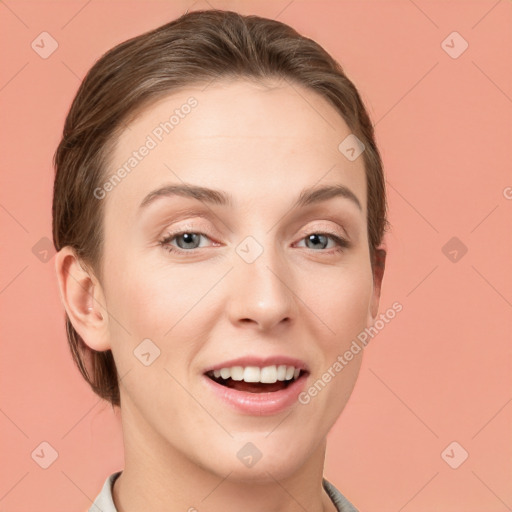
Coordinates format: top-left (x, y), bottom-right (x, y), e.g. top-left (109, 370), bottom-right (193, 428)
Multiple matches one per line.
top-left (139, 184), bottom-right (233, 210)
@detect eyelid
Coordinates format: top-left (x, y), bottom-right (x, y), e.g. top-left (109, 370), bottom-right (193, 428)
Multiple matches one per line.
top-left (161, 219), bottom-right (215, 236)
top-left (296, 222), bottom-right (350, 241)
top-left (160, 227), bottom-right (218, 247)
top-left (294, 231), bottom-right (350, 250)
top-left (159, 219), bottom-right (350, 242)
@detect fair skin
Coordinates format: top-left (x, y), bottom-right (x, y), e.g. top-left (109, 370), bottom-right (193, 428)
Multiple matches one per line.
top-left (56, 79), bottom-right (385, 512)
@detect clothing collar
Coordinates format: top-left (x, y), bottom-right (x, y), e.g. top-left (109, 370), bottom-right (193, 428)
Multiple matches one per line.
top-left (89, 471), bottom-right (359, 512)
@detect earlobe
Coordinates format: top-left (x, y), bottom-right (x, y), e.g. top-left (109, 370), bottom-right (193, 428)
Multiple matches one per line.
top-left (367, 244), bottom-right (387, 327)
top-left (54, 247), bottom-right (110, 351)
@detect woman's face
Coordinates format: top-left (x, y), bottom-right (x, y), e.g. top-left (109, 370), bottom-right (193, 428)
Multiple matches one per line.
top-left (99, 79), bottom-right (380, 480)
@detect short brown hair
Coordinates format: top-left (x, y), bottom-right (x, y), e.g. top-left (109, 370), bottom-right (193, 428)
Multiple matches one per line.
top-left (52, 9), bottom-right (389, 408)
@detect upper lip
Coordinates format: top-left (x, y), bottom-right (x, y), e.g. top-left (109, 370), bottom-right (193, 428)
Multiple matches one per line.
top-left (203, 356), bottom-right (309, 374)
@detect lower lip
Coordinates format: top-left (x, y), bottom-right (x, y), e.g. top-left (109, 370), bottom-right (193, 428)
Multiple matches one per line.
top-left (202, 374), bottom-right (308, 416)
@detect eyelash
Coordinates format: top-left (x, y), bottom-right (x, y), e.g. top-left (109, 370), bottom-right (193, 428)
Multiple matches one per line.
top-left (158, 230), bottom-right (350, 256)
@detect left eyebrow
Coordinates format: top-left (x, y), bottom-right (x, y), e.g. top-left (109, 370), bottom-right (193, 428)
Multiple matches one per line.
top-left (139, 183), bottom-right (362, 212)
top-left (294, 184), bottom-right (362, 211)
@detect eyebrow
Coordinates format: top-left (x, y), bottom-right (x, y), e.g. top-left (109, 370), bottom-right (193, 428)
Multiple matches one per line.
top-left (139, 183), bottom-right (362, 212)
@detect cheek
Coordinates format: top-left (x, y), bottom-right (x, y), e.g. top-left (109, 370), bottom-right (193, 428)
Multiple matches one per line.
top-left (299, 264), bottom-right (373, 341)
top-left (103, 261), bottom-right (206, 400)
top-left (105, 248), bottom-right (192, 327)
top-left (103, 254), bottom-right (215, 363)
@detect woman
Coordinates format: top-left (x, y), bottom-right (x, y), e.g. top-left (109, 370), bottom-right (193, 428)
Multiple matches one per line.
top-left (53, 9), bottom-right (388, 512)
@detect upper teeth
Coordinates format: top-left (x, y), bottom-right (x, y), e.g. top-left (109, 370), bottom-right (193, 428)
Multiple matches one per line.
top-left (211, 365), bottom-right (301, 383)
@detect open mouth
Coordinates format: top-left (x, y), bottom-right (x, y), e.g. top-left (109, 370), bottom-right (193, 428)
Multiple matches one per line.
top-left (205, 366), bottom-right (307, 393)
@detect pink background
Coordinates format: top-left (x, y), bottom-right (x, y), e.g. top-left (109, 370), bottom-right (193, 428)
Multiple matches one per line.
top-left (1, 1), bottom-right (511, 510)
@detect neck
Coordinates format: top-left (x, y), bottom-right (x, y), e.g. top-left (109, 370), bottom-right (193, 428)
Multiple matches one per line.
top-left (112, 398), bottom-right (337, 512)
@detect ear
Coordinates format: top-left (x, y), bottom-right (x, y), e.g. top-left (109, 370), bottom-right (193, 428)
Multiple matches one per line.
top-left (366, 242), bottom-right (387, 328)
top-left (54, 246), bottom-right (111, 351)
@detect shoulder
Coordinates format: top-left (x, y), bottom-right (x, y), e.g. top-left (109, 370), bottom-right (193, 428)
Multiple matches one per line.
top-left (322, 478), bottom-right (359, 512)
top-left (88, 471), bottom-right (122, 512)
top-left (88, 472), bottom-right (356, 512)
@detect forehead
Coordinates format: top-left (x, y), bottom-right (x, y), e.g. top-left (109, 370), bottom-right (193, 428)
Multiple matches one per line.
top-left (103, 79), bottom-right (367, 222)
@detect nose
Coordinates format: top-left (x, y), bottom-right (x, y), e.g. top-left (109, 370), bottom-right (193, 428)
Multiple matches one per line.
top-left (227, 242), bottom-right (298, 332)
